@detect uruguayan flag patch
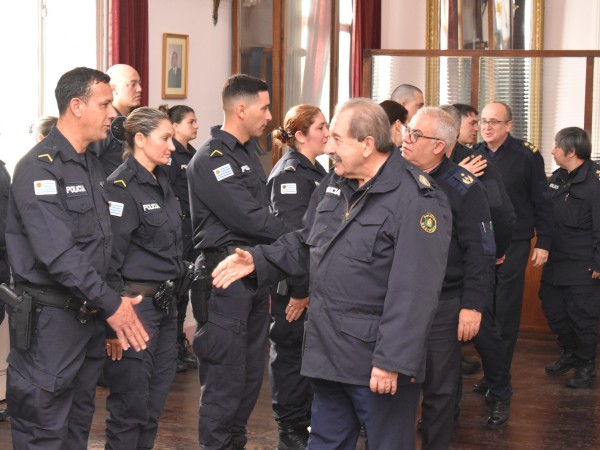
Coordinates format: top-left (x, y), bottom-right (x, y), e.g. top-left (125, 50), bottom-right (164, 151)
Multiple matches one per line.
top-left (280, 183), bottom-right (297, 195)
top-left (33, 180), bottom-right (57, 195)
top-left (109, 201), bottom-right (124, 217)
top-left (214, 164), bottom-right (234, 181)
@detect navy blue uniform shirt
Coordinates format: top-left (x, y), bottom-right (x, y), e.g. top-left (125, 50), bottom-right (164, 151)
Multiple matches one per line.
top-left (542, 160), bottom-right (600, 286)
top-left (106, 156), bottom-right (184, 292)
top-left (163, 137), bottom-right (196, 219)
top-left (267, 148), bottom-right (327, 298)
top-left (430, 157), bottom-right (496, 311)
top-left (450, 142), bottom-right (516, 257)
top-left (187, 126), bottom-right (290, 249)
top-left (473, 133), bottom-right (552, 249)
top-left (6, 127), bottom-right (121, 316)
top-left (0, 160), bottom-right (11, 284)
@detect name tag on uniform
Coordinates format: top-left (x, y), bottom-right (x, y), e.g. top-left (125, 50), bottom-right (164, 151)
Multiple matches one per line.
top-left (240, 164), bottom-right (251, 173)
top-left (214, 164), bottom-right (234, 181)
top-left (65, 183), bottom-right (87, 197)
top-left (549, 183), bottom-right (559, 190)
top-left (166, 157), bottom-right (172, 166)
top-left (326, 186), bottom-right (340, 196)
top-left (109, 201), bottom-right (124, 217)
top-left (33, 180), bottom-right (57, 196)
top-left (280, 183), bottom-right (297, 195)
top-left (142, 201), bottom-right (161, 213)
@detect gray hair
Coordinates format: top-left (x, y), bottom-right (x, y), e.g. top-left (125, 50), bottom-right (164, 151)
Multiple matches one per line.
top-left (335, 98), bottom-right (394, 153)
top-left (414, 107), bottom-right (457, 153)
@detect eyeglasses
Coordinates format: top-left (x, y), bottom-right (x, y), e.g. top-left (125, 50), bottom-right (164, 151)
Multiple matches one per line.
top-left (478, 119), bottom-right (511, 127)
top-left (402, 126), bottom-right (441, 144)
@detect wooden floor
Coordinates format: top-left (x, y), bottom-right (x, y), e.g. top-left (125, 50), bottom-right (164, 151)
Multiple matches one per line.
top-left (1, 335), bottom-right (599, 449)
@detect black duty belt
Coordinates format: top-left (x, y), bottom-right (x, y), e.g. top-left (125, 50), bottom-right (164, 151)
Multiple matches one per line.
top-left (15, 282), bottom-right (101, 323)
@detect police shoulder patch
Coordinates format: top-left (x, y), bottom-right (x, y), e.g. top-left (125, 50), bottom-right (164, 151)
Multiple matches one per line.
top-left (523, 140), bottom-right (539, 153)
top-left (406, 165), bottom-right (434, 192)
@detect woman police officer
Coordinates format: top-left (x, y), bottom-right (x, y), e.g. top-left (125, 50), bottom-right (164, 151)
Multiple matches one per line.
top-left (103, 107), bottom-right (183, 449)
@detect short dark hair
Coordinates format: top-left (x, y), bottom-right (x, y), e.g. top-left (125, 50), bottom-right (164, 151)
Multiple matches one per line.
top-left (379, 100), bottom-right (408, 125)
top-left (222, 74), bottom-right (269, 110)
top-left (159, 104), bottom-right (195, 124)
top-left (554, 127), bottom-right (591, 160)
top-left (452, 103), bottom-right (478, 118)
top-left (55, 67), bottom-right (110, 116)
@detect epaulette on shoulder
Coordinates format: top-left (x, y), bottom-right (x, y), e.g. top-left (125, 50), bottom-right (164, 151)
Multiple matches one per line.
top-left (36, 146), bottom-right (58, 165)
top-left (406, 165), bottom-right (434, 192)
top-left (452, 169), bottom-right (477, 189)
top-left (522, 140), bottom-right (539, 153)
top-left (208, 141), bottom-right (225, 158)
top-left (108, 165), bottom-right (134, 189)
top-left (284, 158), bottom-right (300, 172)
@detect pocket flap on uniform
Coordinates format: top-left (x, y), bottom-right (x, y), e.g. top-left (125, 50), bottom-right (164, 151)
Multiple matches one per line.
top-left (339, 315), bottom-right (379, 343)
top-left (208, 309), bottom-right (241, 334)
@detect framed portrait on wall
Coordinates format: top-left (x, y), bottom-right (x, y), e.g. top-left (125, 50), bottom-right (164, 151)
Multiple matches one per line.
top-left (162, 33), bottom-right (189, 99)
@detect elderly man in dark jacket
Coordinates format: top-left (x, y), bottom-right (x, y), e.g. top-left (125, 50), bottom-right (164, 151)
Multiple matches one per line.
top-left (213, 98), bottom-right (452, 450)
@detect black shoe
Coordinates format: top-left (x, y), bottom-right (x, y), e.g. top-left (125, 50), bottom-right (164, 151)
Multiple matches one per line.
top-left (178, 339), bottom-right (198, 368)
top-left (566, 359), bottom-right (595, 388)
top-left (0, 406), bottom-right (8, 422)
top-left (461, 357), bottom-right (481, 375)
top-left (545, 351), bottom-right (579, 375)
top-left (176, 359), bottom-right (188, 373)
top-left (473, 377), bottom-right (489, 393)
top-left (486, 399), bottom-right (510, 428)
top-left (278, 424), bottom-right (309, 450)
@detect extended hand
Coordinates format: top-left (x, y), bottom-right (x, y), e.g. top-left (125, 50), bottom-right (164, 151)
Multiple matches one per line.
top-left (458, 308), bottom-right (482, 341)
top-left (286, 297), bottom-right (309, 322)
top-left (459, 155), bottom-right (487, 177)
top-left (212, 248), bottom-right (255, 289)
top-left (369, 366), bottom-right (398, 395)
top-left (106, 295), bottom-right (148, 352)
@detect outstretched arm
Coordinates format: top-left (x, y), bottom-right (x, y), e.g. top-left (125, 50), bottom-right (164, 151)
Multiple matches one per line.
top-left (212, 248), bottom-right (256, 288)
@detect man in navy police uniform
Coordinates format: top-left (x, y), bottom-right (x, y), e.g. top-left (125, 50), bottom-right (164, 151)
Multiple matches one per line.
top-left (5, 67), bottom-right (148, 450)
top-left (212, 98), bottom-right (452, 450)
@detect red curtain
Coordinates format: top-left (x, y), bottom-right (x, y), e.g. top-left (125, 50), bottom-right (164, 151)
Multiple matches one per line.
top-left (110, 0), bottom-right (149, 106)
top-left (351, 0), bottom-right (381, 97)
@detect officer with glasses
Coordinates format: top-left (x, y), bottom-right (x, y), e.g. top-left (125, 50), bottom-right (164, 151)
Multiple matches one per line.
top-left (472, 102), bottom-right (552, 379)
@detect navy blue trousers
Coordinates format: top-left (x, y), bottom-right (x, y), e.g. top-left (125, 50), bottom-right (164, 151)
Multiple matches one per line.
top-left (193, 280), bottom-right (270, 450)
top-left (104, 298), bottom-right (177, 450)
top-left (7, 306), bottom-right (105, 450)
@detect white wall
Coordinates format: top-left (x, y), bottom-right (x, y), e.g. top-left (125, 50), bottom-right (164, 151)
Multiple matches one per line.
top-left (148, 0), bottom-right (232, 145)
top-left (381, 0), bottom-right (426, 49)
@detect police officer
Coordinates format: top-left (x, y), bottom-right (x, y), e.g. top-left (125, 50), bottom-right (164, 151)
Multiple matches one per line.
top-left (379, 99), bottom-right (408, 148)
top-left (540, 127), bottom-right (600, 388)
top-left (92, 63), bottom-right (143, 177)
top-left (5, 67), bottom-right (148, 450)
top-left (103, 107), bottom-right (183, 449)
top-left (441, 105), bottom-right (514, 429)
top-left (213, 98), bottom-right (452, 450)
top-left (0, 157), bottom-right (10, 422)
top-left (268, 104), bottom-right (329, 449)
top-left (402, 107), bottom-right (497, 447)
top-left (160, 103), bottom-right (200, 372)
top-left (473, 102), bottom-right (553, 372)
top-left (187, 74), bottom-right (290, 450)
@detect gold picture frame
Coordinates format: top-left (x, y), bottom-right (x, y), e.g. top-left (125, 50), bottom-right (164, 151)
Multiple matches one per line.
top-left (161, 33), bottom-right (189, 99)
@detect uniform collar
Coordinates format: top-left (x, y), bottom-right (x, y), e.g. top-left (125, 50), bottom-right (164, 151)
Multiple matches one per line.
top-left (210, 125), bottom-right (241, 152)
top-left (560, 159), bottom-right (591, 184)
top-left (338, 148), bottom-right (399, 194)
top-left (284, 148), bottom-right (327, 174)
top-left (44, 127), bottom-right (89, 165)
top-left (126, 155), bottom-right (159, 186)
top-left (173, 137), bottom-right (195, 155)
